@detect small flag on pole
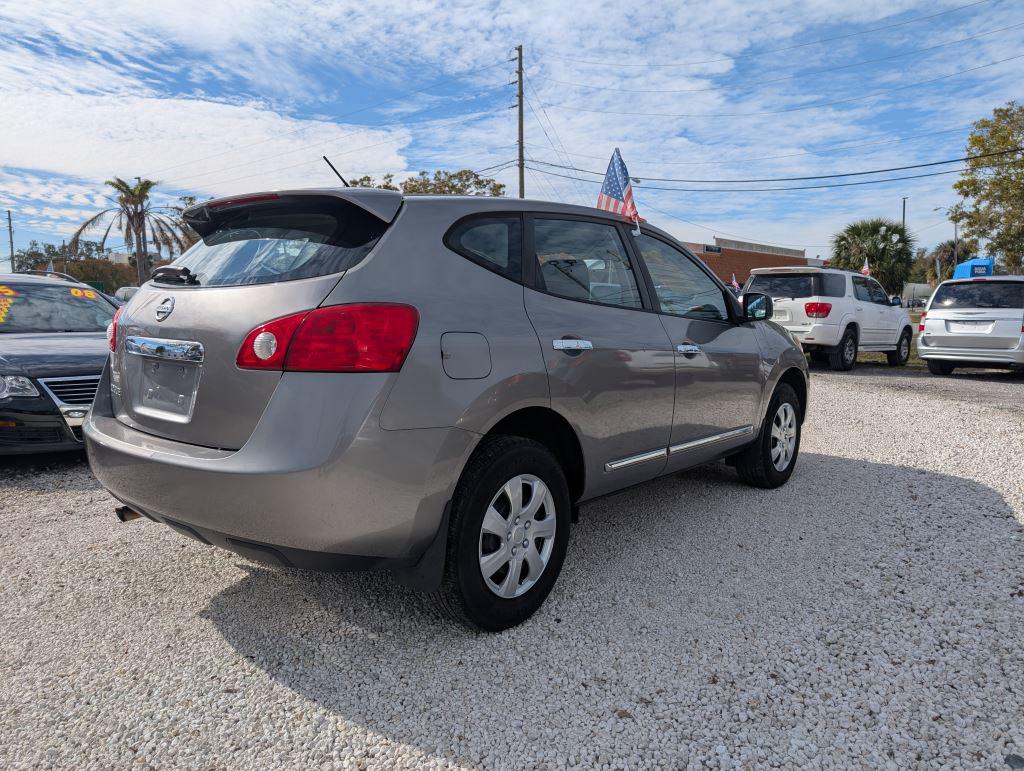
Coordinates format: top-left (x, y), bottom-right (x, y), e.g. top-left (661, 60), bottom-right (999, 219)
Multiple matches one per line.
top-left (596, 148), bottom-right (641, 228)
top-left (730, 273), bottom-right (741, 290)
top-left (860, 257), bottom-right (871, 276)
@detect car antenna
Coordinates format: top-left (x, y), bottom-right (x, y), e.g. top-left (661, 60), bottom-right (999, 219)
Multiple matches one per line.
top-left (322, 156), bottom-right (350, 187)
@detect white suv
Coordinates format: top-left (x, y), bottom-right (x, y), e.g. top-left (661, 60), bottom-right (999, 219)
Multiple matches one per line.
top-left (917, 276), bottom-right (1024, 375)
top-left (744, 267), bottom-right (913, 370)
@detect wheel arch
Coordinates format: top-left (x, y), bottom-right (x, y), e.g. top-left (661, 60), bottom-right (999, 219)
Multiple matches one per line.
top-left (776, 367), bottom-right (808, 423)
top-left (484, 406), bottom-right (585, 503)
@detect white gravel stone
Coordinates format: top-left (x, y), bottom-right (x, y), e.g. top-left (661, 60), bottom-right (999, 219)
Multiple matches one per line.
top-left (1, 366), bottom-right (1023, 768)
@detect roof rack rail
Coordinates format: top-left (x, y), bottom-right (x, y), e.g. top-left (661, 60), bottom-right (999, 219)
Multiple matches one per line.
top-left (21, 270), bottom-right (84, 284)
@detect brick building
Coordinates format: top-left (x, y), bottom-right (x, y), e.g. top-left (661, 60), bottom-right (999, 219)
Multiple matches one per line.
top-left (683, 237), bottom-right (816, 286)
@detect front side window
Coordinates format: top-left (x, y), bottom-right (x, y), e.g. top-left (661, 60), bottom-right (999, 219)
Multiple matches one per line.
top-left (445, 216), bottom-right (522, 281)
top-left (0, 283), bottom-right (115, 334)
top-left (635, 234), bottom-right (728, 321)
top-left (931, 280), bottom-right (1024, 309)
top-left (868, 279), bottom-right (889, 305)
top-left (532, 218), bottom-right (642, 309)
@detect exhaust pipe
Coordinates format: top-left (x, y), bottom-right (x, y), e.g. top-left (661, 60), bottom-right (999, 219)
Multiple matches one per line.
top-left (114, 505), bottom-right (143, 523)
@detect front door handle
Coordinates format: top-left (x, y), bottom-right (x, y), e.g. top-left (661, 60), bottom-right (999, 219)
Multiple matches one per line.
top-left (676, 343), bottom-right (702, 356)
top-left (552, 338), bottom-right (593, 351)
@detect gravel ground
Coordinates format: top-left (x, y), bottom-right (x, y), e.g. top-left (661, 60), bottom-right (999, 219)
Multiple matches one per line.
top-left (1, 365), bottom-right (1023, 769)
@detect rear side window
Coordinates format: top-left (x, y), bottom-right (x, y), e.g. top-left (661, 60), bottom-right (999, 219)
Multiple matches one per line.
top-left (532, 218), bottom-right (643, 309)
top-left (852, 276), bottom-right (872, 302)
top-left (822, 274), bottom-right (847, 297)
top-left (931, 281), bottom-right (1024, 309)
top-left (171, 197), bottom-right (388, 287)
top-left (0, 283), bottom-right (115, 333)
top-left (444, 215), bottom-right (522, 281)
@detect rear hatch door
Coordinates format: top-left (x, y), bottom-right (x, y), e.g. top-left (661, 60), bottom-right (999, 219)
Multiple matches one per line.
top-left (111, 190), bottom-right (399, 449)
top-left (923, 280), bottom-right (1024, 350)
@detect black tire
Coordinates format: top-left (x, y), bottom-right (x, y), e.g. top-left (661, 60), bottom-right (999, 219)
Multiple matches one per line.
top-left (809, 350), bottom-right (829, 366)
top-left (734, 383), bottom-right (802, 489)
top-left (828, 327), bottom-right (858, 371)
top-left (927, 359), bottom-right (956, 376)
top-left (428, 435), bottom-right (570, 632)
top-left (886, 328), bottom-right (912, 366)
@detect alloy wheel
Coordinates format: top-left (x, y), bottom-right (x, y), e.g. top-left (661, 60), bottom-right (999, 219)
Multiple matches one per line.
top-left (478, 474), bottom-right (557, 598)
top-left (770, 403), bottom-right (797, 472)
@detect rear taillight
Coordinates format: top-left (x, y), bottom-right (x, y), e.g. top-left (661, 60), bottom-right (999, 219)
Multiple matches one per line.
top-left (107, 306), bottom-right (123, 352)
top-left (804, 302), bottom-right (832, 318)
top-left (918, 311), bottom-right (927, 333)
top-left (237, 304), bottom-right (419, 372)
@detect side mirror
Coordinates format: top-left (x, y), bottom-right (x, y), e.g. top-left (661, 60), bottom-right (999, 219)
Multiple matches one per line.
top-left (742, 292), bottom-right (773, 321)
top-left (890, 296), bottom-right (903, 306)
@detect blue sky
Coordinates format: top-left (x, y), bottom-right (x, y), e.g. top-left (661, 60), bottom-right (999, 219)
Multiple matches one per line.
top-left (1, 0), bottom-right (1022, 269)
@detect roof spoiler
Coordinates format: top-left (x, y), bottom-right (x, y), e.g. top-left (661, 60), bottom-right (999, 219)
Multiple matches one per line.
top-left (182, 188), bottom-right (403, 235)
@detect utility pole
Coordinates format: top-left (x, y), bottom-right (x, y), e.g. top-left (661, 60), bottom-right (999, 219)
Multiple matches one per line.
top-left (516, 44), bottom-right (525, 199)
top-left (6, 210), bottom-right (13, 272)
top-left (901, 197), bottom-right (908, 230)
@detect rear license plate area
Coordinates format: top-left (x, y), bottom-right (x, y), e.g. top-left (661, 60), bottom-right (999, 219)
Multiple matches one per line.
top-left (948, 321), bottom-right (992, 333)
top-left (125, 356), bottom-right (202, 423)
top-left (774, 310), bottom-right (791, 322)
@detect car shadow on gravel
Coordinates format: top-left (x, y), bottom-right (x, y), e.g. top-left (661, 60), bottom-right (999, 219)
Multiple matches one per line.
top-left (202, 452), bottom-right (1024, 766)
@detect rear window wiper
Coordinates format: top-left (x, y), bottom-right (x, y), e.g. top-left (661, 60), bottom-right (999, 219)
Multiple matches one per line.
top-left (151, 265), bottom-right (200, 285)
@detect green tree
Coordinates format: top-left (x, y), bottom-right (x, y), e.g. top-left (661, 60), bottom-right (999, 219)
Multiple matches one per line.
top-left (70, 177), bottom-right (187, 286)
top-left (12, 239), bottom-right (110, 272)
top-left (350, 169), bottom-right (505, 196)
top-left (927, 238), bottom-right (978, 283)
top-left (830, 218), bottom-right (916, 295)
top-left (907, 247), bottom-right (930, 284)
top-left (953, 101), bottom-right (1024, 273)
top-left (167, 194), bottom-right (205, 252)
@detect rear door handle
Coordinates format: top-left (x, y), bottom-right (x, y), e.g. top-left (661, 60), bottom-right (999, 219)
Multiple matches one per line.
top-left (552, 338), bottom-right (593, 351)
top-left (676, 343), bottom-right (702, 356)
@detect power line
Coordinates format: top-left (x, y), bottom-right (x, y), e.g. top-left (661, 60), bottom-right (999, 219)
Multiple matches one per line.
top-left (534, 21), bottom-right (1024, 94)
top-left (523, 94), bottom-right (588, 204)
top-left (524, 124), bottom-right (974, 167)
top-left (642, 204), bottom-right (831, 249)
top-left (540, 54), bottom-right (1024, 118)
top-left (524, 74), bottom-right (590, 205)
top-left (528, 147), bottom-right (1022, 183)
top-left (536, 0), bottom-right (995, 68)
top-left (525, 156), bottom-right (1022, 192)
top-left (148, 59), bottom-right (512, 176)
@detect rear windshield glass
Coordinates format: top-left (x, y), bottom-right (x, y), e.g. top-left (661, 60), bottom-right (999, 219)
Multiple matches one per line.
top-left (746, 273), bottom-right (845, 299)
top-left (0, 283), bottom-right (115, 333)
top-left (931, 281), bottom-right (1024, 309)
top-left (169, 197), bottom-right (388, 287)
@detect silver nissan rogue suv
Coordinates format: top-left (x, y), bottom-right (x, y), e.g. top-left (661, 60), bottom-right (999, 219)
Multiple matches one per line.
top-left (85, 188), bottom-right (809, 631)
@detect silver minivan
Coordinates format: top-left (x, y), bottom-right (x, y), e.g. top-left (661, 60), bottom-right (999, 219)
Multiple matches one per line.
top-left (918, 276), bottom-right (1024, 375)
top-left (85, 189), bottom-right (809, 630)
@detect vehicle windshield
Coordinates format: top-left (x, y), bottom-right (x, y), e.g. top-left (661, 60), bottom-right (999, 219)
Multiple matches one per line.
top-left (0, 283), bottom-right (115, 333)
top-left (931, 281), bottom-right (1024, 309)
top-left (169, 197), bottom-right (387, 287)
top-left (746, 274), bottom-right (815, 299)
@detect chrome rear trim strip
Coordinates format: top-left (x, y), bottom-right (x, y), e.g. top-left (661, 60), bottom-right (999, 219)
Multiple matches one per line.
top-left (125, 336), bottom-right (205, 363)
top-left (668, 425), bottom-right (754, 455)
top-left (604, 448), bottom-right (667, 473)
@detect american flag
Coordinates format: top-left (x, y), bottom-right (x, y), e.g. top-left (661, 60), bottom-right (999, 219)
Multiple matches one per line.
top-left (596, 147), bottom-right (640, 221)
top-left (730, 273), bottom-right (741, 290)
top-left (861, 257), bottom-right (871, 276)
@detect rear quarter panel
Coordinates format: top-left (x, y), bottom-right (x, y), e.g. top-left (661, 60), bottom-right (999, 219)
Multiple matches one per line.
top-left (319, 199), bottom-right (550, 433)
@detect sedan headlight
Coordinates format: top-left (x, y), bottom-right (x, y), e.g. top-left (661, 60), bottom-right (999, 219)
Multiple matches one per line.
top-left (0, 375), bottom-right (40, 399)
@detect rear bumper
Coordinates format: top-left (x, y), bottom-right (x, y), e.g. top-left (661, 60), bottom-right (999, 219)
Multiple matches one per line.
top-left (780, 322), bottom-right (842, 348)
top-left (84, 365), bottom-right (478, 570)
top-left (917, 339), bottom-right (1024, 367)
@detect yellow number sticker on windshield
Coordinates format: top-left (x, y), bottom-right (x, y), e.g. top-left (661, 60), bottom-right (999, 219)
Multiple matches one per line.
top-left (69, 287), bottom-right (98, 299)
top-left (0, 285), bottom-right (17, 297)
top-left (0, 297), bottom-right (12, 323)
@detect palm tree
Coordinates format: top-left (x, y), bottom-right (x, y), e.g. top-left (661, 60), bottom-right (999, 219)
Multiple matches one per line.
top-left (70, 177), bottom-right (187, 286)
top-left (928, 238), bottom-right (978, 283)
top-left (830, 218), bottom-right (916, 295)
